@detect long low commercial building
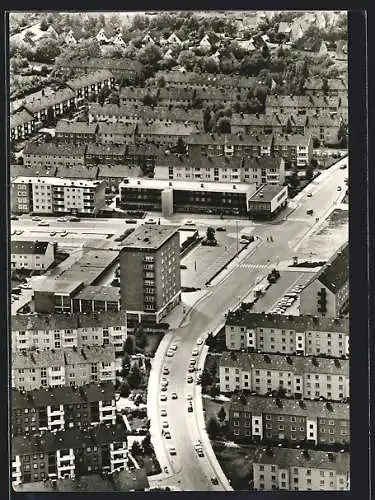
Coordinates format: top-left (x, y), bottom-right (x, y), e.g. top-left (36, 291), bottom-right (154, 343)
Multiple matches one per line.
top-left (118, 177), bottom-right (257, 217)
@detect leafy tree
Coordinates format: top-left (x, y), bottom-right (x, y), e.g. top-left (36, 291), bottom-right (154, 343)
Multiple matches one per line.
top-left (109, 92), bottom-right (120, 105)
top-left (34, 37), bottom-right (61, 63)
top-left (206, 226), bottom-right (216, 242)
top-left (131, 440), bottom-right (143, 456)
top-left (285, 118), bottom-right (293, 134)
top-left (306, 164), bottom-right (314, 180)
top-left (136, 328), bottom-right (148, 350)
top-left (337, 122), bottom-right (348, 147)
top-left (203, 107), bottom-right (211, 133)
top-left (217, 406), bottom-right (227, 422)
top-left (40, 17), bottom-right (49, 31)
top-left (262, 44), bottom-right (270, 60)
top-left (131, 14), bottom-right (149, 31)
top-left (176, 137), bottom-right (186, 155)
top-left (177, 50), bottom-right (197, 71)
top-left (128, 364), bottom-right (143, 389)
top-left (119, 380), bottom-right (130, 397)
top-left (202, 56), bottom-right (219, 74)
top-left (138, 43), bottom-right (161, 67)
top-left (157, 76), bottom-right (166, 88)
top-left (207, 417), bottom-right (221, 440)
top-left (200, 369), bottom-right (213, 387)
top-left (142, 434), bottom-right (153, 454)
top-left (124, 335), bottom-right (136, 355)
top-left (322, 78), bottom-right (329, 95)
top-left (217, 117), bottom-right (231, 134)
top-left (210, 384), bottom-right (220, 400)
top-left (121, 352), bottom-right (131, 376)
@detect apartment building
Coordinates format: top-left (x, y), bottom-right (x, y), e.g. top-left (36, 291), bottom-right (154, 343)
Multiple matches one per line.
top-left (61, 57), bottom-right (143, 80)
top-left (98, 165), bottom-right (139, 193)
top-left (97, 122), bottom-right (137, 145)
top-left (12, 424), bottom-right (128, 485)
top-left (136, 122), bottom-right (199, 147)
top-left (273, 134), bottom-right (313, 166)
top-left (12, 346), bottom-right (116, 391)
top-left (231, 113), bottom-right (306, 136)
top-left (11, 177), bottom-right (105, 216)
top-left (10, 109), bottom-right (37, 142)
top-left (120, 225), bottom-right (181, 323)
top-left (120, 87), bottom-right (151, 105)
top-left (300, 243), bottom-right (349, 317)
top-left (252, 448), bottom-right (349, 491)
top-left (55, 121), bottom-right (99, 144)
top-left (225, 311), bottom-right (349, 358)
top-left (85, 143), bottom-right (127, 165)
top-left (265, 95), bottom-right (342, 117)
top-left (248, 185), bottom-right (288, 219)
top-left (22, 88), bottom-right (77, 124)
top-left (11, 240), bottom-right (55, 272)
top-left (157, 87), bottom-right (195, 107)
top-left (23, 142), bottom-right (86, 168)
top-left (12, 311), bottom-right (127, 353)
top-left (66, 70), bottom-right (115, 104)
top-left (229, 395), bottom-right (350, 446)
top-left (125, 143), bottom-right (161, 169)
top-left (33, 279), bottom-right (84, 314)
top-left (306, 114), bottom-right (344, 144)
top-left (219, 352), bottom-right (349, 401)
top-left (303, 77), bottom-right (348, 98)
top-left (154, 155), bottom-right (285, 187)
top-left (118, 178), bottom-right (256, 217)
top-left (12, 382), bottom-right (117, 436)
top-left (186, 133), bottom-right (273, 158)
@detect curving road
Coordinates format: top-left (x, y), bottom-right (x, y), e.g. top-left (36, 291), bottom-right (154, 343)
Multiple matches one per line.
top-left (147, 159), bottom-right (349, 491)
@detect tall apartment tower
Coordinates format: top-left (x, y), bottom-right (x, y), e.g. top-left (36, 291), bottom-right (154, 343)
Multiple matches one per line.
top-left (120, 225), bottom-right (181, 323)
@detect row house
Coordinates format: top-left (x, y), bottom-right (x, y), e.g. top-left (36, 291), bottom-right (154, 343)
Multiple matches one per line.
top-left (12, 310), bottom-right (127, 353)
top-left (23, 142), bottom-right (86, 168)
top-left (272, 134), bottom-right (312, 166)
top-left (153, 70), bottom-right (258, 90)
top-left (300, 243), bottom-right (349, 318)
top-left (154, 155), bottom-right (285, 187)
top-left (125, 143), bottom-right (161, 169)
top-left (225, 311), bottom-right (349, 358)
top-left (66, 70), bottom-right (115, 104)
top-left (252, 448), bottom-right (349, 491)
top-left (229, 395), bottom-right (349, 446)
top-left (12, 345), bottom-right (116, 391)
top-left (97, 122), bottom-right (137, 145)
top-left (136, 122), bottom-right (199, 147)
top-left (120, 87), bottom-right (150, 105)
top-left (231, 113), bottom-right (306, 136)
top-left (22, 88), bottom-right (77, 124)
top-left (85, 143), bottom-right (127, 166)
top-left (157, 87), bottom-right (195, 107)
top-left (265, 95), bottom-right (342, 118)
top-left (185, 133), bottom-right (273, 158)
top-left (303, 77), bottom-right (348, 98)
top-left (11, 176), bottom-right (105, 216)
top-left (306, 114), bottom-right (344, 144)
top-left (10, 241), bottom-right (55, 272)
top-left (10, 109), bottom-right (37, 142)
top-left (55, 121), bottom-right (99, 144)
top-left (219, 351), bottom-right (349, 401)
top-left (12, 382), bottom-right (116, 436)
top-left (98, 165), bottom-right (140, 193)
top-left (61, 57), bottom-right (143, 81)
top-left (12, 424), bottom-right (128, 485)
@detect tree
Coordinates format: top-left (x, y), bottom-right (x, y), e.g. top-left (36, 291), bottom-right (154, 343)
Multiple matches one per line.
top-left (177, 50), bottom-right (197, 71)
top-left (200, 369), bottom-right (213, 387)
top-left (217, 406), bottom-right (226, 422)
top-left (210, 384), bottom-right (220, 400)
top-left (206, 226), bottom-right (216, 242)
top-left (207, 417), bottom-right (221, 440)
top-left (131, 440), bottom-right (143, 456)
top-left (262, 44), bottom-right (270, 60)
top-left (34, 37), bottom-right (61, 63)
top-left (285, 118), bottom-right (293, 134)
top-left (306, 164), bottom-right (314, 180)
top-left (109, 92), bottom-right (120, 105)
top-left (176, 137), bottom-right (186, 155)
top-left (337, 122), bottom-right (348, 147)
top-left (136, 328), bottom-right (147, 350)
top-left (121, 352), bottom-right (131, 376)
top-left (138, 43), bottom-right (161, 67)
top-left (128, 365), bottom-right (143, 389)
top-left (124, 335), bottom-right (136, 355)
top-left (217, 117), bottom-right (231, 134)
top-left (142, 434), bottom-right (153, 454)
top-left (40, 17), bottom-right (49, 31)
top-left (119, 380), bottom-right (130, 398)
top-left (203, 107), bottom-right (211, 133)
top-left (322, 78), bottom-right (329, 95)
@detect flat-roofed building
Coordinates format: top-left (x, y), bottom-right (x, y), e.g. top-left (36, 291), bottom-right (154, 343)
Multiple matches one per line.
top-left (72, 285), bottom-right (121, 314)
top-left (120, 225), bottom-right (181, 323)
top-left (33, 279), bottom-right (84, 314)
top-left (10, 240), bottom-right (55, 271)
top-left (248, 184), bottom-right (288, 219)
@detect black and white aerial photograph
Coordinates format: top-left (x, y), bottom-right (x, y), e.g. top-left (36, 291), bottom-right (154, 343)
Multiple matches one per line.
top-left (9, 10), bottom-right (349, 492)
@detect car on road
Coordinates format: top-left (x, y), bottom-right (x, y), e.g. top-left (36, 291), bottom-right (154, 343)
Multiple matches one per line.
top-left (188, 366), bottom-right (195, 373)
top-left (337, 186), bottom-right (342, 191)
top-left (189, 358), bottom-right (196, 365)
top-left (145, 218), bottom-right (157, 225)
top-left (20, 284), bottom-right (31, 290)
top-left (161, 385), bottom-right (168, 392)
top-left (187, 404), bottom-right (193, 412)
top-left (196, 338), bottom-right (203, 345)
top-left (50, 231), bottom-right (56, 236)
top-left (164, 431), bottom-right (171, 439)
top-left (160, 394), bottom-right (167, 402)
top-left (162, 367), bottom-right (169, 375)
top-left (69, 216), bottom-right (80, 222)
top-left (10, 216), bottom-right (18, 220)
top-left (197, 449), bottom-right (204, 457)
top-left (187, 376), bottom-right (193, 384)
top-left (340, 164), bottom-right (347, 169)
top-left (32, 216), bottom-right (42, 221)
top-left (161, 377), bottom-right (168, 386)
top-left (125, 219), bottom-right (137, 224)
top-left (211, 477), bottom-right (219, 485)
top-left (15, 230), bottom-right (23, 235)
top-left (170, 344), bottom-right (178, 351)
top-left (169, 447), bottom-right (177, 456)
top-left (38, 221), bottom-right (50, 226)
top-left (184, 220), bottom-right (195, 226)
top-left (57, 217), bottom-right (68, 222)
top-left (192, 348), bottom-right (199, 356)
top-left (166, 349), bottom-right (174, 357)
top-left (171, 392), bottom-right (178, 400)
top-left (160, 409), bottom-right (167, 417)
top-left (162, 421), bottom-right (169, 429)
top-left (307, 209), bottom-right (314, 215)
top-left (307, 192), bottom-right (312, 197)
top-left (216, 227), bottom-right (226, 231)
top-left (60, 230), bottom-right (68, 237)
top-left (186, 394), bottom-right (193, 401)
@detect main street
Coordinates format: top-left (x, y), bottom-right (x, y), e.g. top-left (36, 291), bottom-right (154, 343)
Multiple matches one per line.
top-left (147, 157), bottom-right (349, 491)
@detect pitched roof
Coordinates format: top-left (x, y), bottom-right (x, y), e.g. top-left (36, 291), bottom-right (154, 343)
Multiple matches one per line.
top-left (55, 120), bottom-right (98, 135)
top-left (273, 134), bottom-right (312, 147)
top-left (186, 132), bottom-right (273, 147)
top-left (13, 349), bottom-right (65, 370)
top-left (98, 122), bottom-right (136, 136)
top-left (10, 165), bottom-right (57, 179)
top-left (86, 143), bottom-right (126, 156)
top-left (98, 164), bottom-right (140, 178)
top-left (11, 240), bottom-right (51, 256)
top-left (316, 243), bottom-right (348, 293)
top-left (64, 345), bottom-right (115, 365)
top-left (23, 142), bottom-right (86, 157)
top-left (62, 57), bottom-right (143, 74)
top-left (155, 154), bottom-right (244, 170)
top-left (232, 113), bottom-right (307, 128)
top-left (10, 109), bottom-right (35, 128)
top-left (126, 143), bottom-right (161, 156)
top-left (66, 70), bottom-right (114, 90)
top-left (304, 77), bottom-right (348, 92)
top-left (137, 122), bottom-right (199, 137)
top-left (56, 165), bottom-right (99, 179)
top-left (23, 88), bottom-right (76, 114)
top-left (225, 311), bottom-right (349, 334)
top-left (266, 95), bottom-right (341, 109)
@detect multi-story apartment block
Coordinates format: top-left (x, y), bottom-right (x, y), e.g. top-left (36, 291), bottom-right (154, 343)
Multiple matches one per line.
top-left (136, 122), bottom-right (199, 147)
top-left (97, 122), bottom-right (137, 145)
top-left (10, 109), bottom-right (37, 142)
top-left (265, 95), bottom-right (342, 117)
top-left (154, 155), bottom-right (285, 187)
top-left (23, 143), bottom-right (86, 168)
top-left (85, 143), bottom-right (127, 165)
top-left (229, 395), bottom-right (350, 446)
top-left (12, 346), bottom-right (116, 391)
top-left (303, 77), bottom-right (348, 98)
top-left (157, 87), bottom-right (195, 107)
top-left (272, 134), bottom-right (313, 166)
top-left (11, 177), bottom-right (105, 216)
top-left (231, 113), bottom-right (306, 136)
top-left (65, 70), bottom-right (115, 104)
top-left (118, 178), bottom-right (256, 217)
top-left (186, 133), bottom-right (273, 158)
top-left (125, 143), bottom-right (161, 169)
top-left (300, 243), bottom-right (349, 317)
top-left (12, 311), bottom-right (127, 353)
top-left (11, 241), bottom-right (55, 272)
top-left (306, 114), bottom-right (345, 144)
top-left (55, 121), bottom-right (99, 144)
top-left (219, 352), bottom-right (349, 401)
top-left (252, 448), bottom-right (350, 491)
top-left (12, 424), bottom-right (128, 485)
top-left (22, 88), bottom-right (77, 123)
top-left (225, 311), bottom-right (349, 358)
top-left (11, 382), bottom-right (117, 436)
top-left (120, 225), bottom-right (181, 323)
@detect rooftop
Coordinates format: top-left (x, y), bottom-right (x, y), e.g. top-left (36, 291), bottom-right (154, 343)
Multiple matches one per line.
top-left (64, 345), bottom-right (115, 365)
top-left (33, 278), bottom-right (83, 295)
top-left (55, 120), bottom-right (98, 135)
top-left (10, 109), bottom-right (35, 128)
top-left (304, 77), bottom-right (348, 92)
top-left (120, 177), bottom-right (255, 194)
top-left (13, 349), bottom-right (65, 370)
top-left (249, 184), bottom-right (287, 203)
top-left (316, 243), bottom-right (349, 293)
top-left (74, 285), bottom-right (120, 302)
top-left (230, 394), bottom-right (350, 420)
top-left (10, 165), bottom-right (57, 179)
top-left (186, 132), bottom-right (273, 147)
top-left (11, 240), bottom-right (51, 256)
top-left (273, 134), bottom-right (312, 147)
top-left (98, 122), bottom-right (137, 135)
top-left (58, 249), bottom-right (119, 286)
top-left (56, 165), bottom-right (99, 180)
top-left (253, 447), bottom-right (350, 474)
top-left (120, 224), bottom-right (179, 251)
top-left (225, 311), bottom-right (349, 334)
top-left (12, 176), bottom-right (102, 188)
top-left (23, 87), bottom-right (76, 114)
top-left (86, 143), bottom-right (127, 156)
top-left (63, 57), bottom-right (143, 74)
top-left (66, 69), bottom-right (114, 90)
top-left (98, 165), bottom-right (140, 178)
top-left (137, 122), bottom-right (199, 136)
top-left (23, 142), bottom-right (87, 157)
top-left (266, 95), bottom-right (341, 109)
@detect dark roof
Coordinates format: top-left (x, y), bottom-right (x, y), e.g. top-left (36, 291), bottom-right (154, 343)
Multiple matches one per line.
top-left (137, 122), bottom-right (199, 137)
top-left (56, 165), bottom-right (99, 179)
top-left (119, 87), bottom-right (150, 100)
top-left (253, 447), bottom-right (350, 474)
top-left (74, 285), bottom-right (120, 302)
top-left (154, 70), bottom-right (258, 90)
top-left (64, 345), bottom-right (115, 366)
top-left (86, 143), bottom-right (126, 157)
top-left (66, 69), bottom-right (114, 90)
top-left (12, 423), bottom-right (126, 456)
top-left (230, 394), bottom-right (350, 420)
top-left (126, 143), bottom-right (161, 156)
top-left (304, 77), bottom-right (348, 92)
top-left (121, 225), bottom-right (179, 251)
top-left (155, 154), bottom-right (244, 170)
top-left (13, 349), bottom-right (65, 370)
top-left (249, 184), bottom-right (287, 203)
top-left (11, 240), bottom-right (51, 255)
top-left (12, 310), bottom-right (127, 332)
top-left (225, 311), bottom-right (349, 334)
top-left (243, 156), bottom-right (284, 171)
top-left (55, 120), bottom-right (98, 135)
top-left (23, 142), bottom-right (86, 157)
top-left (317, 243), bottom-right (349, 293)
top-left (23, 88), bottom-right (76, 114)
top-left (12, 382), bottom-right (116, 410)
top-left (266, 95), bottom-right (341, 109)
top-left (58, 249), bottom-right (118, 286)
top-left (232, 113), bottom-right (307, 128)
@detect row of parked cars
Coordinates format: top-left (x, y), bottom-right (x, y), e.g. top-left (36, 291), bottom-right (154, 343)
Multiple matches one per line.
top-left (269, 283), bottom-right (306, 314)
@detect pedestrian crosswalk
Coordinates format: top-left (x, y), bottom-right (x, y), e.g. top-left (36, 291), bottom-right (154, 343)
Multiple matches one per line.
top-left (239, 263), bottom-right (272, 270)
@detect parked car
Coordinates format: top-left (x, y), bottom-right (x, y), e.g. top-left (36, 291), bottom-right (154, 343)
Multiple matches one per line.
top-left (60, 230), bottom-right (68, 237)
top-left (307, 209), bottom-right (314, 215)
top-left (57, 217), bottom-right (68, 222)
top-left (160, 394), bottom-right (167, 402)
top-left (196, 338), bottom-right (203, 345)
top-left (169, 447), bottom-right (177, 456)
top-left (187, 376), bottom-right (193, 384)
top-left (340, 163), bottom-right (347, 169)
top-left (337, 186), bottom-right (342, 191)
top-left (184, 220), bottom-right (195, 226)
top-left (69, 216), bottom-right (80, 222)
top-left (145, 218), bottom-right (157, 225)
top-left (38, 221), bottom-right (49, 226)
top-left (166, 350), bottom-right (174, 357)
top-left (10, 215), bottom-right (18, 220)
top-left (164, 431), bottom-right (171, 439)
top-left (170, 344), bottom-right (178, 351)
top-left (32, 216), bottom-right (42, 221)
top-left (125, 219), bottom-right (137, 224)
top-left (216, 227), bottom-right (226, 231)
top-left (160, 409), bottom-right (167, 417)
top-left (162, 367), bottom-right (169, 375)
top-left (307, 192), bottom-right (312, 197)
top-left (50, 231), bottom-right (56, 236)
top-left (171, 392), bottom-right (178, 400)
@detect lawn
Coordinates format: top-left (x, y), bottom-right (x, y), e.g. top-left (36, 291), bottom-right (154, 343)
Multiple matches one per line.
top-left (203, 396), bottom-right (231, 426)
top-left (133, 454), bottom-right (161, 476)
